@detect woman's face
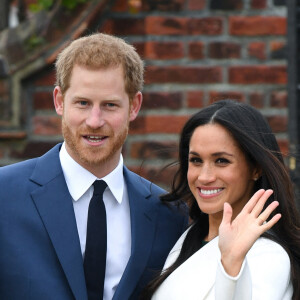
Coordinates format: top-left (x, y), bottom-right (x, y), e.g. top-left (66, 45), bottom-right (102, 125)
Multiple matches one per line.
top-left (187, 123), bottom-right (258, 220)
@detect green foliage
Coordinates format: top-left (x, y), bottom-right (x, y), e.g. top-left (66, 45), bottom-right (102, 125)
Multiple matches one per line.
top-left (29, 0), bottom-right (54, 12)
top-left (29, 0), bottom-right (88, 12)
top-left (25, 35), bottom-right (45, 51)
top-left (62, 0), bottom-right (88, 10)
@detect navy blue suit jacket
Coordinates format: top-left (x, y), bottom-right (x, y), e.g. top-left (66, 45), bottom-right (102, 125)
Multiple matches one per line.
top-left (0, 144), bottom-right (188, 300)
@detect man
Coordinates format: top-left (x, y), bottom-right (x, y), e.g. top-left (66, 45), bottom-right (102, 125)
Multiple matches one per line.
top-left (0, 34), bottom-right (187, 300)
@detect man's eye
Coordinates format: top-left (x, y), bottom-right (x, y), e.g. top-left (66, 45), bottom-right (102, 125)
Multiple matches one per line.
top-left (106, 103), bottom-right (116, 107)
top-left (80, 101), bottom-right (88, 106)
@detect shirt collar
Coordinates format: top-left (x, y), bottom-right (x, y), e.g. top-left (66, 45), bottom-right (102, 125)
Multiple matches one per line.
top-left (59, 142), bottom-right (124, 204)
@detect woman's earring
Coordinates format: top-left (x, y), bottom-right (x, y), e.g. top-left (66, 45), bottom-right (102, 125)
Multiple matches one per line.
top-left (253, 177), bottom-right (258, 181)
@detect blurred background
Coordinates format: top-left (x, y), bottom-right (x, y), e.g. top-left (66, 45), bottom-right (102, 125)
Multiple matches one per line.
top-left (1, 0), bottom-right (298, 203)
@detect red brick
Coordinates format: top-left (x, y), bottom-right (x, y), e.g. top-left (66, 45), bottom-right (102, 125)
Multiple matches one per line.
top-left (128, 0), bottom-right (143, 13)
top-left (229, 16), bottom-right (286, 36)
top-left (266, 115), bottom-right (287, 133)
top-left (130, 141), bottom-right (178, 159)
top-left (209, 42), bottom-right (241, 59)
top-left (143, 0), bottom-right (185, 11)
top-left (33, 92), bottom-right (54, 110)
top-left (10, 141), bottom-right (58, 159)
top-left (249, 92), bottom-right (265, 108)
top-left (270, 41), bottom-right (286, 59)
top-left (188, 0), bottom-right (206, 10)
top-left (229, 66), bottom-right (287, 84)
top-left (34, 70), bottom-right (56, 86)
top-left (0, 148), bottom-right (4, 159)
top-left (33, 116), bottom-right (62, 135)
top-left (129, 115), bottom-right (188, 134)
top-left (277, 139), bottom-right (289, 156)
top-left (132, 42), bottom-right (145, 58)
top-left (129, 165), bottom-right (178, 188)
top-left (189, 42), bottom-right (205, 59)
top-left (142, 92), bottom-right (183, 109)
top-left (107, 18), bottom-right (145, 35)
top-left (188, 17), bottom-right (223, 35)
top-left (248, 42), bottom-right (266, 60)
top-left (99, 20), bottom-right (114, 34)
top-left (144, 41), bottom-right (184, 59)
top-left (210, 0), bottom-right (243, 10)
top-left (187, 91), bottom-right (204, 108)
top-left (251, 0), bottom-right (267, 9)
top-left (0, 80), bottom-right (9, 95)
top-left (145, 16), bottom-right (186, 35)
top-left (209, 91), bottom-right (245, 103)
top-left (112, 0), bottom-right (128, 12)
top-left (270, 91), bottom-right (287, 108)
top-left (0, 131), bottom-right (27, 139)
top-left (146, 66), bottom-right (222, 84)
top-left (270, 41), bottom-right (285, 52)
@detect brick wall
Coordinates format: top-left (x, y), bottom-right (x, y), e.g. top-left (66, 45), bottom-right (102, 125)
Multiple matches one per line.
top-left (0, 0), bottom-right (287, 189)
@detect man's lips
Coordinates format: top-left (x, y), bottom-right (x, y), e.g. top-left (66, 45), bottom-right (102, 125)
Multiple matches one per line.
top-left (83, 135), bottom-right (108, 143)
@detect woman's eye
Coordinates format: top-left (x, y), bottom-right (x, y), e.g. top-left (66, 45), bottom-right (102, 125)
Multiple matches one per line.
top-left (189, 157), bottom-right (202, 164)
top-left (216, 158), bottom-right (230, 164)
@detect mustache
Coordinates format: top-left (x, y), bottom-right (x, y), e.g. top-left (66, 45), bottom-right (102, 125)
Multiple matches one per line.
top-left (78, 127), bottom-right (112, 136)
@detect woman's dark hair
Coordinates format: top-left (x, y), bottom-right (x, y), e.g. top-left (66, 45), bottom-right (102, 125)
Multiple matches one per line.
top-left (142, 100), bottom-right (300, 299)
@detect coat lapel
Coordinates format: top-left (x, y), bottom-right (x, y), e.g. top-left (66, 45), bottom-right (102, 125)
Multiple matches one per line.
top-left (113, 168), bottom-right (159, 300)
top-left (153, 237), bottom-right (220, 300)
top-left (30, 144), bottom-right (87, 300)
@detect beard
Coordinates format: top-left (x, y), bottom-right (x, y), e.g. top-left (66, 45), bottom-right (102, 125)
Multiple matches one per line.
top-left (62, 118), bottom-right (128, 167)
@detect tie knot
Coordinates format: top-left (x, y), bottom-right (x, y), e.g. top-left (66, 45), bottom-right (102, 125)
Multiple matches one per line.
top-left (93, 180), bottom-right (107, 196)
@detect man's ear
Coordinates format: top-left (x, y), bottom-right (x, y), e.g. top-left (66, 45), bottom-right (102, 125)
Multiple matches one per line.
top-left (53, 86), bottom-right (64, 116)
top-left (129, 91), bottom-right (142, 122)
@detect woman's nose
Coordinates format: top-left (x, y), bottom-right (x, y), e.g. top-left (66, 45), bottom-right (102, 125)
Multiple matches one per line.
top-left (197, 164), bottom-right (216, 184)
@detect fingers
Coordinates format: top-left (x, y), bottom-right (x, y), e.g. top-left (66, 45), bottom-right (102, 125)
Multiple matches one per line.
top-left (257, 200), bottom-right (279, 224)
top-left (252, 189), bottom-right (274, 217)
top-left (243, 189), bottom-right (265, 213)
top-left (221, 202), bottom-right (233, 226)
top-left (242, 189), bottom-right (274, 216)
top-left (261, 213), bottom-right (281, 232)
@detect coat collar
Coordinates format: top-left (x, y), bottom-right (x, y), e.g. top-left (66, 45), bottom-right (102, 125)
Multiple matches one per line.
top-left (153, 237), bottom-right (220, 300)
top-left (30, 144), bottom-right (88, 300)
top-left (113, 167), bottom-right (159, 300)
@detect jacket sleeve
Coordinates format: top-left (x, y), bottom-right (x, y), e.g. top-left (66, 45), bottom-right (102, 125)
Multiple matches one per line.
top-left (214, 238), bottom-right (293, 300)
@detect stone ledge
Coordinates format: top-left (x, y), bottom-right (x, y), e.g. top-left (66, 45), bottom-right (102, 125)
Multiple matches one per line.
top-left (0, 131), bottom-right (27, 139)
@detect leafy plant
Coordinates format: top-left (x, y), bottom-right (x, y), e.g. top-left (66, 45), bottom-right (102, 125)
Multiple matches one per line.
top-left (29, 0), bottom-right (88, 12)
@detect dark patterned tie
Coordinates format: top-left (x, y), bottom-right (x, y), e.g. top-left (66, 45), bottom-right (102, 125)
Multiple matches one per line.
top-left (84, 180), bottom-right (107, 300)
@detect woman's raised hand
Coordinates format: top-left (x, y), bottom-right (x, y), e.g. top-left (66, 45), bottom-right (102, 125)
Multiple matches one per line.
top-left (218, 189), bottom-right (281, 277)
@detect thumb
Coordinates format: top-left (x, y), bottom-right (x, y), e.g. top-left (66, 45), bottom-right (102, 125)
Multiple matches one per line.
top-left (221, 202), bottom-right (233, 226)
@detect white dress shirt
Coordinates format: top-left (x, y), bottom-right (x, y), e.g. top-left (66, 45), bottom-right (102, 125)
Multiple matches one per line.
top-left (59, 143), bottom-right (131, 300)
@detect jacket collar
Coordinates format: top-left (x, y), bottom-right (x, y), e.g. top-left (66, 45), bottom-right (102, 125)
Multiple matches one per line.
top-left (30, 144), bottom-right (88, 300)
top-left (113, 167), bottom-right (159, 300)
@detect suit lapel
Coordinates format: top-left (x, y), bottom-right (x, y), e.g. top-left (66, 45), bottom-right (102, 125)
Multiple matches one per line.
top-left (113, 168), bottom-right (158, 300)
top-left (30, 144), bottom-right (87, 300)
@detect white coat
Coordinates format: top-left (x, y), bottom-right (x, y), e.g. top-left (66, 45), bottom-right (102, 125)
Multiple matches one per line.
top-left (152, 229), bottom-right (293, 300)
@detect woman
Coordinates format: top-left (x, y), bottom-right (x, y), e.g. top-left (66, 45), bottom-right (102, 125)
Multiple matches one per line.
top-left (142, 100), bottom-right (300, 299)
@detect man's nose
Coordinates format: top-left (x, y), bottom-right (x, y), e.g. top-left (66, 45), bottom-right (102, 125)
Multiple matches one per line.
top-left (85, 107), bottom-right (105, 129)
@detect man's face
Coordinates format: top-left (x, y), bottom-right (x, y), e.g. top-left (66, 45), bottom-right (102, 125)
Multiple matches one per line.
top-left (54, 64), bottom-right (142, 176)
